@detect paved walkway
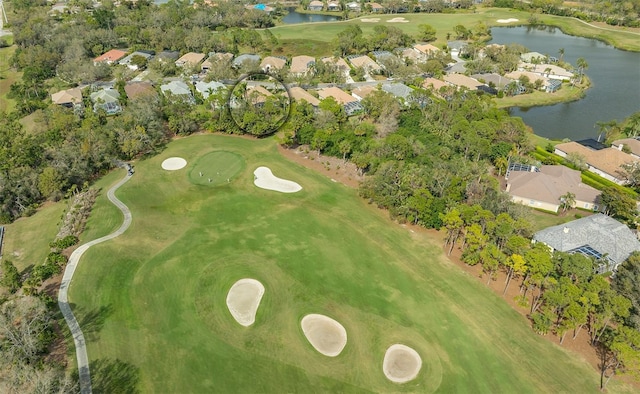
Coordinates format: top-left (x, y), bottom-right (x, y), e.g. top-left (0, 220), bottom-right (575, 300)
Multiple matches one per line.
top-left (58, 171), bottom-right (133, 394)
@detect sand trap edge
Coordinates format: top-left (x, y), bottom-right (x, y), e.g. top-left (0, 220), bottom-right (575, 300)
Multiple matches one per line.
top-left (301, 314), bottom-right (347, 357)
top-left (161, 157), bottom-right (187, 171)
top-left (226, 278), bottom-right (265, 327)
top-left (253, 166), bottom-right (302, 193)
top-left (383, 344), bottom-right (422, 383)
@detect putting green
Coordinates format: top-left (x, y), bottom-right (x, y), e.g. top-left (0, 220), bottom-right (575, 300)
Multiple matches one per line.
top-left (188, 150), bottom-right (245, 186)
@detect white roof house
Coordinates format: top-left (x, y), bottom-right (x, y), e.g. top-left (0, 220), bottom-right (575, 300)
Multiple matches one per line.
top-left (534, 214), bottom-right (640, 273)
top-left (195, 81), bottom-right (226, 99)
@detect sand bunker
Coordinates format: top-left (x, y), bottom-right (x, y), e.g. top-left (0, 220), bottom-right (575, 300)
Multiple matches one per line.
top-left (226, 279), bottom-right (265, 327)
top-left (497, 18), bottom-right (519, 23)
top-left (361, 18), bottom-right (380, 23)
top-left (387, 17), bottom-right (409, 23)
top-left (301, 314), bottom-right (347, 357)
top-left (161, 157), bottom-right (187, 171)
top-left (253, 166), bottom-right (302, 193)
top-left (383, 344), bottom-right (422, 383)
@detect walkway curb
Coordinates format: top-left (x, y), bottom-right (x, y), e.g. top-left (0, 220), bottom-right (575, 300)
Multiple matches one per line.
top-left (58, 171), bottom-right (133, 394)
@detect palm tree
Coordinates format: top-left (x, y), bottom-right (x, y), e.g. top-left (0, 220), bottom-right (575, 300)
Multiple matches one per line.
top-left (495, 156), bottom-right (509, 177)
top-left (576, 57), bottom-right (588, 83)
top-left (623, 112), bottom-right (640, 138)
top-left (558, 48), bottom-right (565, 62)
top-left (560, 192), bottom-right (576, 213)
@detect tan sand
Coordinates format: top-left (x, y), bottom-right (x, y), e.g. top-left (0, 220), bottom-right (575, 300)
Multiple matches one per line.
top-left (226, 278), bottom-right (265, 327)
top-left (301, 314), bottom-right (347, 357)
top-left (253, 166), bottom-right (302, 193)
top-left (497, 18), bottom-right (519, 23)
top-left (161, 157), bottom-right (187, 171)
top-left (387, 17), bottom-right (409, 23)
top-left (361, 18), bottom-right (380, 23)
top-left (383, 344), bottom-right (422, 383)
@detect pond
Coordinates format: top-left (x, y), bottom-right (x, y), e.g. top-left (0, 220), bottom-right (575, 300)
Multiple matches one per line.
top-left (490, 26), bottom-right (640, 141)
top-left (281, 7), bottom-right (340, 24)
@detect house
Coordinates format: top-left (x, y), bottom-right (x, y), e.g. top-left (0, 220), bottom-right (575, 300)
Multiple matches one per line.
top-left (327, 1), bottom-right (341, 11)
top-left (118, 51), bottom-right (154, 71)
top-left (90, 88), bottom-right (121, 115)
top-left (346, 2), bottom-right (361, 11)
top-left (422, 77), bottom-right (448, 92)
top-left (308, 0), bottom-right (324, 11)
top-left (290, 56), bottom-right (316, 76)
top-left (612, 138), bottom-right (640, 159)
top-left (545, 79), bottom-right (562, 93)
top-left (347, 55), bottom-right (382, 74)
top-left (124, 82), bottom-right (157, 101)
top-left (260, 56), bottom-right (287, 73)
top-left (369, 2), bottom-right (385, 12)
top-left (321, 56), bottom-right (351, 79)
top-left (505, 164), bottom-right (601, 213)
top-left (245, 85), bottom-right (273, 106)
top-left (518, 63), bottom-right (574, 81)
top-left (520, 51), bottom-right (547, 63)
top-left (51, 88), bottom-right (83, 108)
top-left (505, 70), bottom-right (547, 86)
top-left (93, 49), bottom-right (128, 65)
top-left (399, 47), bottom-right (421, 64)
top-left (195, 81), bottom-right (226, 99)
top-left (232, 54), bottom-right (261, 69)
top-left (554, 141), bottom-right (637, 185)
top-left (175, 52), bottom-right (206, 68)
top-left (318, 86), bottom-right (357, 105)
top-left (201, 53), bottom-right (234, 72)
top-left (157, 51), bottom-right (180, 63)
top-left (413, 43), bottom-right (440, 60)
top-left (351, 85), bottom-right (377, 101)
top-left (318, 87), bottom-right (363, 115)
top-left (470, 73), bottom-right (514, 90)
top-left (372, 51), bottom-right (396, 63)
top-left (381, 83), bottom-right (414, 104)
top-left (289, 87), bottom-right (320, 108)
top-left (160, 80), bottom-right (195, 104)
top-left (447, 40), bottom-right (468, 56)
top-left (443, 73), bottom-right (482, 90)
top-left (533, 214), bottom-right (640, 273)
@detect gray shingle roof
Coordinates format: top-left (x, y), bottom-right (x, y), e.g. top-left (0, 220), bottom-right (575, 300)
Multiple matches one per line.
top-left (381, 83), bottom-right (413, 100)
top-left (533, 213), bottom-right (640, 267)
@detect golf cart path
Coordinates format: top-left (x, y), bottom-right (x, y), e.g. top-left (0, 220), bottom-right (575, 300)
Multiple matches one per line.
top-left (58, 171), bottom-right (133, 394)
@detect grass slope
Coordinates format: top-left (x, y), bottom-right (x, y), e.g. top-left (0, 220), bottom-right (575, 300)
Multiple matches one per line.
top-left (71, 135), bottom-right (606, 393)
top-left (0, 44), bottom-right (20, 113)
top-left (269, 8), bottom-right (640, 52)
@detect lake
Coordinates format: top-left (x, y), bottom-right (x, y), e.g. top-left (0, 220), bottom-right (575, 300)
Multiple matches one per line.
top-left (490, 26), bottom-right (640, 141)
top-left (282, 8), bottom-right (340, 24)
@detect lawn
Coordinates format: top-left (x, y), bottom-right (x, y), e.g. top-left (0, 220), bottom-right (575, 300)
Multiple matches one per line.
top-left (66, 134), bottom-right (628, 393)
top-left (268, 7), bottom-right (640, 53)
top-left (0, 44), bottom-right (20, 113)
top-left (1, 202), bottom-right (66, 273)
top-left (495, 84), bottom-right (586, 109)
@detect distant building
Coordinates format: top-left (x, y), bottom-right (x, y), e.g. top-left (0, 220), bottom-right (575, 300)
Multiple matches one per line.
top-left (554, 141), bottom-right (638, 185)
top-left (381, 83), bottom-right (414, 104)
top-left (90, 88), bottom-right (122, 115)
top-left (347, 55), bottom-right (382, 74)
top-left (289, 87), bottom-right (320, 108)
top-left (290, 55), bottom-right (316, 76)
top-left (308, 0), bottom-right (324, 11)
top-left (443, 73), bottom-right (482, 90)
top-left (124, 82), bottom-right (157, 101)
top-left (351, 85), bottom-right (377, 101)
top-left (534, 214), bottom-right (640, 273)
top-left (194, 81), bottom-right (226, 100)
top-left (51, 87), bottom-right (83, 108)
top-left (118, 51), bottom-right (154, 70)
top-left (318, 86), bottom-right (363, 116)
top-left (232, 54), bottom-right (261, 69)
top-left (160, 80), bottom-right (195, 104)
top-left (201, 53), bottom-right (234, 72)
top-left (175, 52), bottom-right (206, 68)
top-left (327, 1), bottom-right (341, 11)
top-left (321, 57), bottom-right (351, 79)
top-left (93, 49), bottom-right (128, 65)
top-left (612, 138), bottom-right (640, 160)
top-left (260, 56), bottom-right (287, 73)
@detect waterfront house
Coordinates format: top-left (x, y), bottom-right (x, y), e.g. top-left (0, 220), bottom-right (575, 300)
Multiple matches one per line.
top-left (308, 0), bottom-right (324, 11)
top-left (327, 1), bottom-right (341, 11)
top-left (612, 138), bottom-right (640, 159)
top-left (554, 141), bottom-right (637, 185)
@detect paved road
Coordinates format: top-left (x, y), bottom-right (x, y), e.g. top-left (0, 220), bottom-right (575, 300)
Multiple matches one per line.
top-left (58, 171), bottom-right (133, 394)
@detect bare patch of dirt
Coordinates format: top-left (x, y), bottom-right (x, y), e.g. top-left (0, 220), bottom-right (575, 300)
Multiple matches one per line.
top-left (278, 145), bottom-right (364, 189)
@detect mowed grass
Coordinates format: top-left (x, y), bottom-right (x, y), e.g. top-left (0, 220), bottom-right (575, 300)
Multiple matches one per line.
top-left (70, 134), bottom-right (614, 393)
top-left (1, 202), bottom-right (66, 272)
top-left (269, 8), bottom-right (640, 52)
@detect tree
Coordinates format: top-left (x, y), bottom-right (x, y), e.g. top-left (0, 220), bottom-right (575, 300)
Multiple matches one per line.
top-left (0, 296), bottom-right (53, 364)
top-left (576, 57), bottom-right (588, 84)
top-left (440, 207), bottom-right (463, 255)
top-left (559, 191), bottom-right (575, 213)
top-left (38, 167), bottom-right (64, 200)
top-left (503, 253), bottom-right (527, 295)
top-left (417, 24), bottom-right (437, 42)
top-left (599, 325), bottom-right (640, 390)
top-left (0, 260), bottom-right (21, 293)
top-left (613, 252), bottom-right (640, 330)
top-left (600, 187), bottom-right (637, 225)
top-left (558, 47), bottom-right (565, 62)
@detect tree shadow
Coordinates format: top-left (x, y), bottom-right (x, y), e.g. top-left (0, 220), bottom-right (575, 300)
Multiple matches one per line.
top-left (70, 303), bottom-right (114, 342)
top-left (90, 358), bottom-right (140, 394)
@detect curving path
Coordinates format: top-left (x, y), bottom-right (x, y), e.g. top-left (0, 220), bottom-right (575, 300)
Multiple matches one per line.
top-left (58, 171), bottom-right (133, 394)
